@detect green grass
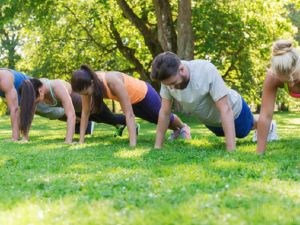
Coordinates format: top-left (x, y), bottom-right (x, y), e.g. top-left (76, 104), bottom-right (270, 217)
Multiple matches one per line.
top-left (0, 112), bottom-right (299, 225)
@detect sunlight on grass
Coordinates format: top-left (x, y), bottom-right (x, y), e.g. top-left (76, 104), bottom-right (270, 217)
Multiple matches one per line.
top-left (1, 113), bottom-right (300, 224)
top-left (248, 180), bottom-right (300, 200)
top-left (163, 164), bottom-right (206, 181)
top-left (0, 130), bottom-right (10, 136)
top-left (0, 156), bottom-right (15, 167)
top-left (114, 149), bottom-right (150, 159)
top-left (212, 158), bottom-right (263, 171)
top-left (0, 197), bottom-right (122, 225)
top-left (102, 167), bottom-right (149, 179)
top-left (68, 163), bottom-right (90, 170)
top-left (188, 138), bottom-right (211, 148)
top-left (68, 142), bottom-right (102, 150)
top-left (281, 116), bottom-right (300, 125)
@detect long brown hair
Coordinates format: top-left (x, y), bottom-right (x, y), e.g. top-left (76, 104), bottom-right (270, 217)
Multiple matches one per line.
top-left (19, 78), bottom-right (43, 136)
top-left (71, 65), bottom-right (105, 111)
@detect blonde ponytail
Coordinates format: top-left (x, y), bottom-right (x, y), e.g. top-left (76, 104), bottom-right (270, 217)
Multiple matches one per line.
top-left (271, 40), bottom-right (300, 82)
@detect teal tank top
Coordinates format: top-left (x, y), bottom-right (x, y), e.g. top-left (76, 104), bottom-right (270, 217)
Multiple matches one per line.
top-left (42, 78), bottom-right (62, 107)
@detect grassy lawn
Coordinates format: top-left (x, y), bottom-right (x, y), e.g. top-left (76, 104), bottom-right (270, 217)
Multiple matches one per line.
top-left (0, 112), bottom-right (299, 225)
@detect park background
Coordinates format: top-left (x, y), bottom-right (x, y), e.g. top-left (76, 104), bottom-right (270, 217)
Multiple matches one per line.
top-left (1, 0), bottom-right (300, 113)
top-left (0, 0), bottom-right (300, 224)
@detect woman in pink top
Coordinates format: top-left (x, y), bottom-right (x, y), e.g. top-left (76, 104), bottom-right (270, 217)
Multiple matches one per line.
top-left (257, 40), bottom-right (300, 154)
top-left (71, 65), bottom-right (190, 147)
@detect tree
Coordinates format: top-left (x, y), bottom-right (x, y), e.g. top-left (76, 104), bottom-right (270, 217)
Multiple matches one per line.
top-left (193, 0), bottom-right (295, 107)
top-left (1, 0), bottom-right (297, 109)
top-left (288, 3), bottom-right (300, 44)
top-left (177, 0), bottom-right (194, 59)
top-left (0, 23), bottom-right (22, 69)
top-left (0, 0), bottom-right (24, 69)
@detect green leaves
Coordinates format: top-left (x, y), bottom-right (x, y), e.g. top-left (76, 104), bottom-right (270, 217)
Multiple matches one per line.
top-left (193, 0), bottom-right (295, 105)
top-left (0, 0), bottom-right (298, 107)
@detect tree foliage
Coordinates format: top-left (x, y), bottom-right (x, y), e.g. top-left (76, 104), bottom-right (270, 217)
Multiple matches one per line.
top-left (0, 0), bottom-right (299, 107)
top-left (288, 3), bottom-right (300, 44)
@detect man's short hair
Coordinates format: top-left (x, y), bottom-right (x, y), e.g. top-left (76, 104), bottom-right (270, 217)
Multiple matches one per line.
top-left (151, 51), bottom-right (181, 81)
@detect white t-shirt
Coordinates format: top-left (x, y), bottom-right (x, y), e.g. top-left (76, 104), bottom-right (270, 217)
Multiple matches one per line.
top-left (160, 60), bottom-right (243, 126)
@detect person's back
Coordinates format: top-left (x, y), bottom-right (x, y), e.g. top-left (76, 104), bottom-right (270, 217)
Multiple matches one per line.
top-left (97, 72), bottom-right (147, 104)
top-left (0, 69), bottom-right (30, 141)
top-left (0, 69), bottom-right (29, 102)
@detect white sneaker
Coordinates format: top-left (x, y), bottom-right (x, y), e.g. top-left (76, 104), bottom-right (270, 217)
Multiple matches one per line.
top-left (252, 130), bottom-right (257, 142)
top-left (168, 124), bottom-right (191, 141)
top-left (252, 120), bottom-right (279, 142)
top-left (90, 121), bottom-right (95, 135)
top-left (180, 125), bottom-right (191, 140)
top-left (168, 129), bottom-right (181, 141)
top-left (267, 121), bottom-right (279, 141)
top-left (136, 123), bottom-right (140, 135)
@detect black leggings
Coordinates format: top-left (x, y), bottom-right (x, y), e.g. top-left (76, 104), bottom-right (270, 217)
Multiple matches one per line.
top-left (72, 103), bottom-right (126, 126)
top-left (88, 103), bottom-right (126, 126)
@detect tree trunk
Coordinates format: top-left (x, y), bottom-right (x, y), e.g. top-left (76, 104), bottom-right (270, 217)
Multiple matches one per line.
top-left (1, 31), bottom-right (19, 69)
top-left (153, 0), bottom-right (177, 52)
top-left (8, 43), bottom-right (18, 69)
top-left (116, 0), bottom-right (163, 57)
top-left (109, 20), bottom-right (150, 82)
top-left (177, 0), bottom-right (194, 60)
top-left (174, 0), bottom-right (193, 112)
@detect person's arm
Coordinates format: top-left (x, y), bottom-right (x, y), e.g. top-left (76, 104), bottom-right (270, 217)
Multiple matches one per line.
top-left (155, 98), bottom-right (172, 149)
top-left (79, 95), bottom-right (91, 143)
top-left (53, 81), bottom-right (76, 143)
top-left (203, 62), bottom-right (235, 150)
top-left (1, 75), bottom-right (20, 141)
top-left (257, 72), bottom-right (279, 154)
top-left (215, 95), bottom-right (236, 151)
top-left (108, 75), bottom-right (136, 147)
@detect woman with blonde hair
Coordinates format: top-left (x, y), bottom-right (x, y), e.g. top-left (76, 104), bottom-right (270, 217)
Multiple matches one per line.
top-left (257, 40), bottom-right (300, 153)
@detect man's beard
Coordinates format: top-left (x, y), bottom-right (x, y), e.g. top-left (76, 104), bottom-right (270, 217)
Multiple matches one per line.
top-left (175, 79), bottom-right (189, 90)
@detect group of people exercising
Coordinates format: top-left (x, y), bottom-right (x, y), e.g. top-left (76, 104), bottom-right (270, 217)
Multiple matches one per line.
top-left (1, 40), bottom-right (298, 154)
